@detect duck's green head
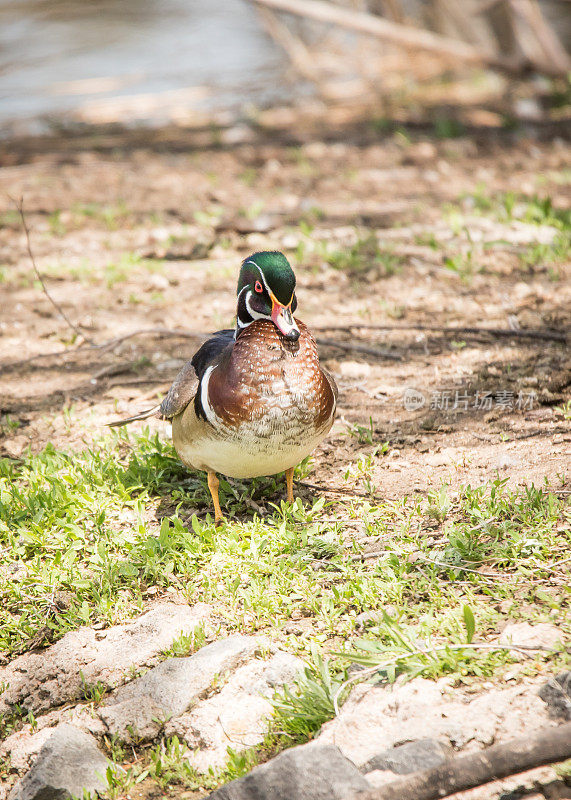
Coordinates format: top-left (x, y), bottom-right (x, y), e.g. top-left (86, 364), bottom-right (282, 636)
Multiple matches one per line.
top-left (236, 251), bottom-right (299, 341)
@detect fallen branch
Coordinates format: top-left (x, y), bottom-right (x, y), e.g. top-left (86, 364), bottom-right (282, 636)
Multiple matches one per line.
top-left (352, 721), bottom-right (571, 800)
top-left (315, 323), bottom-right (568, 344)
top-left (251, 0), bottom-right (520, 72)
top-left (315, 337), bottom-right (402, 360)
top-left (0, 328), bottom-right (206, 373)
top-left (94, 327), bottom-right (206, 351)
top-left (14, 197), bottom-right (94, 345)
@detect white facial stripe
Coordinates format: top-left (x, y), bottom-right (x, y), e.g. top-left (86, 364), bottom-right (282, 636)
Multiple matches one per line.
top-left (200, 365), bottom-right (221, 427)
top-left (244, 260), bottom-right (272, 296)
top-left (245, 290), bottom-right (268, 321)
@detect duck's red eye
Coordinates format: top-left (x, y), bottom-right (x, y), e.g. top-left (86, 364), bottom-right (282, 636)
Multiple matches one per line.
top-left (254, 280), bottom-right (263, 293)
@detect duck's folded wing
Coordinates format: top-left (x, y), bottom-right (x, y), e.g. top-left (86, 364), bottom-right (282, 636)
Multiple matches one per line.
top-left (160, 329), bottom-right (235, 419)
top-left (108, 329), bottom-right (235, 425)
top-left (158, 359), bottom-right (199, 419)
top-left (321, 366), bottom-right (339, 403)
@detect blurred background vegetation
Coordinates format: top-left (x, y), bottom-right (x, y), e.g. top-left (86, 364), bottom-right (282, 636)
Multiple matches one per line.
top-left (1, 0), bottom-right (569, 140)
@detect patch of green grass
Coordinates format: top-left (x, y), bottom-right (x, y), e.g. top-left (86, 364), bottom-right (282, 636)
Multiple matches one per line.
top-left (80, 673), bottom-right (108, 705)
top-left (520, 231), bottom-right (571, 272)
top-left (143, 736), bottom-right (209, 789)
top-left (462, 189), bottom-right (571, 232)
top-left (0, 415), bottom-right (21, 435)
top-left (271, 644), bottom-right (343, 743)
top-left (40, 259), bottom-right (95, 283)
top-left (327, 234), bottom-right (404, 278)
top-left (1, 434), bottom-right (570, 796)
top-left (334, 607), bottom-right (515, 687)
top-left (0, 210), bottom-right (21, 229)
top-left (161, 624), bottom-right (207, 658)
top-left (414, 232), bottom-right (439, 250)
top-left (48, 210), bottom-right (66, 236)
top-left (443, 249), bottom-right (476, 282)
top-left (238, 168), bottom-right (257, 187)
top-left (37, 254), bottom-right (165, 287)
top-left (104, 253), bottom-right (164, 288)
top-left (433, 117), bottom-right (465, 139)
top-left (346, 417), bottom-right (376, 446)
top-left (554, 400), bottom-right (571, 421)
top-left (72, 200), bottom-right (130, 231)
top-left (0, 434), bottom-right (568, 677)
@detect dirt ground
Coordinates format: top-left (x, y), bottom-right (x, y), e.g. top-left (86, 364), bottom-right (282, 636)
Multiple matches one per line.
top-left (0, 121), bottom-right (570, 501)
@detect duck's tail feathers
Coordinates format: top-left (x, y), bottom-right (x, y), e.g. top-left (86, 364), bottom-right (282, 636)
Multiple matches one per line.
top-left (106, 405), bottom-right (162, 428)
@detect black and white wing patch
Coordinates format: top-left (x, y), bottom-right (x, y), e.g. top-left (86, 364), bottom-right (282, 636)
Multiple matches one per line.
top-left (159, 329), bottom-right (235, 420)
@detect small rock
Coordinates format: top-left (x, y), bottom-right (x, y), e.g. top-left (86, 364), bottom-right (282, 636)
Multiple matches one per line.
top-left (2, 706), bottom-right (106, 770)
top-left (168, 651), bottom-right (303, 771)
top-left (207, 744), bottom-right (369, 800)
top-left (499, 623), bottom-right (563, 651)
top-left (338, 361), bottom-right (371, 380)
top-left (426, 449), bottom-right (453, 467)
top-left (2, 436), bottom-right (28, 459)
top-left (406, 142), bottom-right (437, 164)
top-left (495, 453), bottom-right (517, 470)
top-left (99, 635), bottom-right (260, 742)
top-left (538, 672), bottom-right (571, 720)
top-left (156, 358), bottom-right (186, 372)
top-left (281, 234), bottom-right (299, 249)
top-left (0, 602), bottom-right (211, 716)
top-left (8, 724), bottom-right (111, 800)
top-left (147, 273), bottom-right (169, 291)
top-left (220, 125), bottom-right (253, 145)
top-left (360, 738), bottom-right (450, 775)
top-left (514, 97), bottom-right (543, 120)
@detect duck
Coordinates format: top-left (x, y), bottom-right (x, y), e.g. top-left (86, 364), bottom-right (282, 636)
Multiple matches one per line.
top-left (109, 251), bottom-right (338, 523)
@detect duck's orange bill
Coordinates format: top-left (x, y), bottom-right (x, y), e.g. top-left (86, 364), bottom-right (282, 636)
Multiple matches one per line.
top-left (271, 298), bottom-right (299, 339)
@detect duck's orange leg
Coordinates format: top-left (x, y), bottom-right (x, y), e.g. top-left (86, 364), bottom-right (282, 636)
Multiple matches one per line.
top-left (285, 466), bottom-right (295, 504)
top-left (207, 471), bottom-right (225, 524)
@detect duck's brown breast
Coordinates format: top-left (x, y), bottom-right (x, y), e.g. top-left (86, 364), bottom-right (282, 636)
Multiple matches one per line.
top-left (207, 319), bottom-right (335, 431)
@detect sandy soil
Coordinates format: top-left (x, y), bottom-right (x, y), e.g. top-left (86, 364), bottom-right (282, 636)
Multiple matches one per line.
top-left (0, 123), bottom-right (570, 500)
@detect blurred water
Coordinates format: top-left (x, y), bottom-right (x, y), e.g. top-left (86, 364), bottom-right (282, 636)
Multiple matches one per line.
top-left (0, 0), bottom-right (295, 135)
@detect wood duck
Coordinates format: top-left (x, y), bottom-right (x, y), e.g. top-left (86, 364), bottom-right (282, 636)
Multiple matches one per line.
top-left (109, 251), bottom-right (338, 522)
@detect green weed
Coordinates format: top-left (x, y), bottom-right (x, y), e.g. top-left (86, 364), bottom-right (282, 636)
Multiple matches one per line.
top-left (143, 736), bottom-right (206, 789)
top-left (0, 434), bottom-right (568, 677)
top-left (161, 624), bottom-right (207, 658)
top-left (271, 645), bottom-right (343, 742)
top-left (554, 400), bottom-right (571, 421)
top-left (443, 249), bottom-right (476, 282)
top-left (327, 234), bottom-right (403, 278)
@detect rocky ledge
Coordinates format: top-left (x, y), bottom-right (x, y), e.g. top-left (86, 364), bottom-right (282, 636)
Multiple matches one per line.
top-left (0, 606), bottom-right (568, 800)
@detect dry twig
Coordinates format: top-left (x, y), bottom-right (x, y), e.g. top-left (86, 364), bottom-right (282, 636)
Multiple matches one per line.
top-left (315, 337), bottom-right (402, 360)
top-left (13, 197), bottom-right (94, 345)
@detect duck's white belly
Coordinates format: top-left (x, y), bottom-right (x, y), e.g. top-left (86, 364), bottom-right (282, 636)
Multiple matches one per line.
top-left (173, 406), bottom-right (332, 479)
